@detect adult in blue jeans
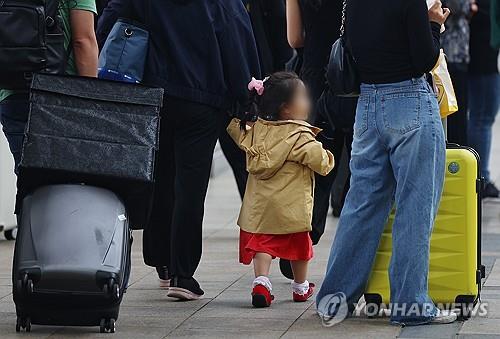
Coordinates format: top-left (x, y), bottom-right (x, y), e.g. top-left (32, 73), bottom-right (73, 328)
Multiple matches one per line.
top-left (0, 94), bottom-right (28, 175)
top-left (316, 0), bottom-right (456, 325)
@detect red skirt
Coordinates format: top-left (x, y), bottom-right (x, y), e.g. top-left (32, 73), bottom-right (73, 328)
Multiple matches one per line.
top-left (239, 229), bottom-right (313, 265)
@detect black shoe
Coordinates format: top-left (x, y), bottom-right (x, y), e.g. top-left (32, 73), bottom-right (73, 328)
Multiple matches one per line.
top-left (167, 276), bottom-right (204, 300)
top-left (279, 259), bottom-right (294, 280)
top-left (332, 205), bottom-right (342, 218)
top-left (156, 266), bottom-right (170, 289)
top-left (483, 182), bottom-right (500, 199)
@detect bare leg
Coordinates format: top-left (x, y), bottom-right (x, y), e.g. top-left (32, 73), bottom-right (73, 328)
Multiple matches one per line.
top-left (253, 253), bottom-right (273, 277)
top-left (251, 253), bottom-right (274, 307)
top-left (291, 260), bottom-right (309, 284)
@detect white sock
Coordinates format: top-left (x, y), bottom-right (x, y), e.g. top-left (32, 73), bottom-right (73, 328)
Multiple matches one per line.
top-left (291, 280), bottom-right (310, 295)
top-left (253, 276), bottom-right (272, 292)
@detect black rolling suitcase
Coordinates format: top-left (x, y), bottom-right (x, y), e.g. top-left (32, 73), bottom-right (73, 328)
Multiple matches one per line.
top-left (12, 74), bottom-right (163, 333)
top-left (13, 185), bottom-right (131, 333)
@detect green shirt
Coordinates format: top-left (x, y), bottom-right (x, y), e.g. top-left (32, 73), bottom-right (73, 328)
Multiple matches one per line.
top-left (0, 0), bottom-right (97, 102)
top-left (492, 0), bottom-right (500, 49)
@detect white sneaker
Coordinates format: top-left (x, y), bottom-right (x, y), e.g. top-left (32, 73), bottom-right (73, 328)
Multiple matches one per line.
top-left (431, 309), bottom-right (458, 324)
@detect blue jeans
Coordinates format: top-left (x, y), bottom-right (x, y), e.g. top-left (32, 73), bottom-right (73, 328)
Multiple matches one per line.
top-left (468, 73), bottom-right (500, 182)
top-left (0, 94), bottom-right (29, 175)
top-left (316, 77), bottom-right (446, 325)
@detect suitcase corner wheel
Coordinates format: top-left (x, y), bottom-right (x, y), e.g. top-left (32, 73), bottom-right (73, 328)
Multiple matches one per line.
top-left (100, 277), bottom-right (121, 301)
top-left (15, 316), bottom-right (31, 333)
top-left (16, 273), bottom-right (35, 297)
top-left (363, 293), bottom-right (383, 317)
top-left (4, 227), bottom-right (17, 240)
top-left (100, 318), bottom-right (116, 333)
top-left (455, 295), bottom-right (477, 320)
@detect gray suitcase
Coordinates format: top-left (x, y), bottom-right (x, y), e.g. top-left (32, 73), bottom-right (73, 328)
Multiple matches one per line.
top-left (13, 184), bottom-right (131, 333)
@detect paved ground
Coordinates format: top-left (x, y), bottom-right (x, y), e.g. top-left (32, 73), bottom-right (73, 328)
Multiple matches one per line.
top-left (0, 118), bottom-right (499, 338)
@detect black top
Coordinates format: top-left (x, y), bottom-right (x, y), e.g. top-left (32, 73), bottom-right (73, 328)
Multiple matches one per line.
top-left (299, 0), bottom-right (343, 100)
top-left (469, 0), bottom-right (499, 74)
top-left (247, 0), bottom-right (293, 75)
top-left (346, 0), bottom-right (441, 84)
top-left (301, 0), bottom-right (342, 72)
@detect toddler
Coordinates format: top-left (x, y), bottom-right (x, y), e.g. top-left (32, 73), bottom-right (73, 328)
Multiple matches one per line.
top-left (227, 72), bottom-right (335, 307)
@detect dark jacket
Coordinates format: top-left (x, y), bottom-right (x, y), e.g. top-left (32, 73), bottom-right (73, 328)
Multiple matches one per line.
top-left (96, 0), bottom-right (109, 15)
top-left (97, 0), bottom-right (261, 109)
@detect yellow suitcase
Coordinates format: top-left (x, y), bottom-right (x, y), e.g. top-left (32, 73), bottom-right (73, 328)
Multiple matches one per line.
top-left (364, 146), bottom-right (485, 318)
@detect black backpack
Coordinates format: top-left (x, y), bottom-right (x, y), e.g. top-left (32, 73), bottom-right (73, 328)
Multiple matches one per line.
top-left (0, 0), bottom-right (68, 89)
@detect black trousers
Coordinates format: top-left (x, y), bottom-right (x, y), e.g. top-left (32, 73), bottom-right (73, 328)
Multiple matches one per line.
top-left (219, 115), bottom-right (248, 199)
top-left (310, 90), bottom-right (357, 244)
top-left (143, 97), bottom-right (223, 278)
top-left (447, 63), bottom-right (469, 145)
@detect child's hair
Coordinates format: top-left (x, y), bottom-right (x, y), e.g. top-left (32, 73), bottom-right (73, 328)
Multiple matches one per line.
top-left (241, 72), bottom-right (302, 130)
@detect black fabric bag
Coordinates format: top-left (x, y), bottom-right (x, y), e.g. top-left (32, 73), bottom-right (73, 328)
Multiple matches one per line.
top-left (0, 0), bottom-right (67, 89)
top-left (18, 74), bottom-right (164, 229)
top-left (326, 0), bottom-right (360, 97)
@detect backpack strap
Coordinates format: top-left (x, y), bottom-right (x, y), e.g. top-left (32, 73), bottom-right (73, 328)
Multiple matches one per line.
top-left (45, 0), bottom-right (62, 29)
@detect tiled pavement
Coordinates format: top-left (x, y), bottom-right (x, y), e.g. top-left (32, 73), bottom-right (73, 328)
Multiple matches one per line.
top-left (0, 119), bottom-right (499, 338)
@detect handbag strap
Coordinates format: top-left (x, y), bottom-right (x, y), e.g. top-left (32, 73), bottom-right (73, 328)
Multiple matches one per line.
top-left (339, 0), bottom-right (347, 37)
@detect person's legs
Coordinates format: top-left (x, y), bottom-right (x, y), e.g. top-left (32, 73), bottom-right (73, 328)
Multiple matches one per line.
top-left (165, 99), bottom-right (221, 300)
top-left (253, 253), bottom-right (273, 277)
top-left (0, 93), bottom-right (30, 174)
top-left (310, 91), bottom-right (357, 244)
top-left (252, 253), bottom-right (274, 307)
top-left (468, 73), bottom-right (500, 184)
top-left (316, 90), bottom-right (396, 314)
top-left (382, 81), bottom-right (446, 324)
top-left (310, 131), bottom-right (342, 244)
top-left (219, 114), bottom-right (248, 199)
top-left (291, 260), bottom-right (315, 301)
top-left (143, 101), bottom-right (176, 280)
top-left (291, 260), bottom-right (308, 283)
top-left (169, 100), bottom-right (221, 279)
top-left (330, 98), bottom-right (356, 216)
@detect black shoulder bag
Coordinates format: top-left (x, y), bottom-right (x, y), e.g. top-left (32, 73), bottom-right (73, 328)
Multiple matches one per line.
top-left (0, 0), bottom-right (67, 89)
top-left (326, 0), bottom-right (360, 97)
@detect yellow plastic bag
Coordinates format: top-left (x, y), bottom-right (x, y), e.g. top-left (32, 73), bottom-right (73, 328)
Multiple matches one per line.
top-left (431, 50), bottom-right (459, 118)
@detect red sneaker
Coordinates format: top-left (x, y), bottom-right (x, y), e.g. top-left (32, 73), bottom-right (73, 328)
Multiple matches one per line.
top-left (252, 285), bottom-right (274, 308)
top-left (293, 283), bottom-right (315, 302)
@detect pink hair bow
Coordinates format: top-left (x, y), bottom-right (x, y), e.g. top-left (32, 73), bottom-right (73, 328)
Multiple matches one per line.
top-left (248, 77), bottom-right (265, 96)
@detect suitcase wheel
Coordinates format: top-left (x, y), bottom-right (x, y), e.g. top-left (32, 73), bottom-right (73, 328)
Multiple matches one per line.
top-left (26, 279), bottom-right (34, 295)
top-left (455, 296), bottom-right (476, 320)
top-left (4, 227), bottom-right (17, 240)
top-left (16, 316), bottom-right (31, 332)
top-left (365, 302), bottom-right (381, 317)
top-left (364, 293), bottom-right (383, 317)
top-left (100, 318), bottom-right (116, 333)
top-left (102, 278), bottom-right (120, 301)
top-left (460, 303), bottom-right (474, 320)
top-left (17, 273), bottom-right (34, 297)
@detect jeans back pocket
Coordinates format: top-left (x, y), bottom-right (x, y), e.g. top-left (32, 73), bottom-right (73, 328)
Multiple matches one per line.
top-left (382, 92), bottom-right (421, 135)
